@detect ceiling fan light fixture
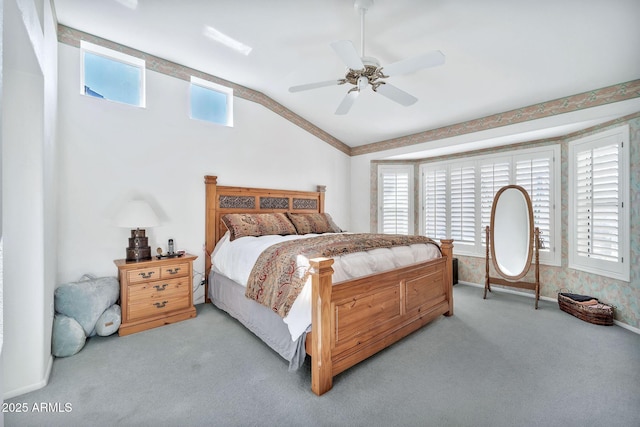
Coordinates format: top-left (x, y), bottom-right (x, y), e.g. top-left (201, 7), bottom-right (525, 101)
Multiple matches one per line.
top-left (357, 76), bottom-right (369, 90)
top-left (288, 0), bottom-right (444, 115)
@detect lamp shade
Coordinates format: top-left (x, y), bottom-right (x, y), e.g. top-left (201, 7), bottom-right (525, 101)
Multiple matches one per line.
top-left (114, 199), bottom-right (160, 228)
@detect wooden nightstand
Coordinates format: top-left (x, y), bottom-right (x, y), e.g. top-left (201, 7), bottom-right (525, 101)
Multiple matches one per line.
top-left (114, 254), bottom-right (197, 336)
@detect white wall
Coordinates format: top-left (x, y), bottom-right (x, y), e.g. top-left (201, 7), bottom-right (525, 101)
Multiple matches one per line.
top-left (56, 43), bottom-right (351, 304)
top-left (2, 0), bottom-right (58, 399)
top-left (0, 0), bottom-right (4, 416)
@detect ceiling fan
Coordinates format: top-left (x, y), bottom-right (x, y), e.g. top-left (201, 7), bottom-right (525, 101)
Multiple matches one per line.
top-left (289, 0), bottom-right (445, 115)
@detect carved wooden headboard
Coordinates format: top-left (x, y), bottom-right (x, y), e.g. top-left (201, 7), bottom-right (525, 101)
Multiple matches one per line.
top-left (204, 175), bottom-right (326, 281)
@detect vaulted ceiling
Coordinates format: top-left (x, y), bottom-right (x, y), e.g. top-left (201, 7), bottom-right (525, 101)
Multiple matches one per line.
top-left (53, 0), bottom-right (640, 156)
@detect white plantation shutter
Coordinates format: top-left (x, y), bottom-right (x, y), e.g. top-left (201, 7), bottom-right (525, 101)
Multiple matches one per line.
top-left (379, 166), bottom-right (413, 235)
top-left (480, 160), bottom-right (510, 245)
top-left (576, 145), bottom-right (619, 261)
top-left (515, 155), bottom-right (552, 254)
top-left (569, 126), bottom-right (629, 281)
top-left (418, 145), bottom-right (560, 263)
top-left (423, 168), bottom-right (447, 239)
top-left (450, 165), bottom-right (476, 245)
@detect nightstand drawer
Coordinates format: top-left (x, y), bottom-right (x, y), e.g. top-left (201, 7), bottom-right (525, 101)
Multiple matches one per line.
top-left (128, 294), bottom-right (191, 321)
top-left (128, 278), bottom-right (190, 321)
top-left (128, 277), bottom-right (190, 303)
top-left (127, 267), bottom-right (161, 284)
top-left (160, 262), bottom-right (190, 279)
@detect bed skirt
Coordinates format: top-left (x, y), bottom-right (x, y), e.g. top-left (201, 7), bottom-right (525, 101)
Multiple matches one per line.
top-left (208, 271), bottom-right (308, 370)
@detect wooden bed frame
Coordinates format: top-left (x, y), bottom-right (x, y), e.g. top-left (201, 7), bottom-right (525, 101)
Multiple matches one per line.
top-left (204, 175), bottom-right (454, 395)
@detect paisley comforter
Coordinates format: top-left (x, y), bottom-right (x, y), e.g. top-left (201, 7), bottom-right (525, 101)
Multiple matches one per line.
top-left (245, 233), bottom-right (440, 318)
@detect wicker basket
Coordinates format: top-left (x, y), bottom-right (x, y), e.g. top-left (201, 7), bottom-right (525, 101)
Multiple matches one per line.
top-left (557, 293), bottom-right (614, 326)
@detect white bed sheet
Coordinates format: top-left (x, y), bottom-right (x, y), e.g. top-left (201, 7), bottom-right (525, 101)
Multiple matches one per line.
top-left (211, 232), bottom-right (441, 341)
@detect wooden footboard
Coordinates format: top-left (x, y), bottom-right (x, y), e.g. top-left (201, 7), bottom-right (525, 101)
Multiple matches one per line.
top-left (307, 239), bottom-right (454, 395)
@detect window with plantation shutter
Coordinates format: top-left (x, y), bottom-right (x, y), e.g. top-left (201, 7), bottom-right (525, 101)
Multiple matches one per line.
top-left (378, 165), bottom-right (413, 235)
top-left (569, 126), bottom-right (629, 281)
top-left (423, 167), bottom-right (447, 239)
top-left (450, 165), bottom-right (476, 245)
top-left (480, 160), bottom-right (510, 245)
top-left (418, 145), bottom-right (560, 264)
top-left (515, 154), bottom-right (552, 257)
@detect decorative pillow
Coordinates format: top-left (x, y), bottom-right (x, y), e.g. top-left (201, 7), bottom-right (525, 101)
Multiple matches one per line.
top-left (95, 304), bottom-right (121, 337)
top-left (286, 212), bottom-right (343, 234)
top-left (54, 276), bottom-right (120, 336)
top-left (221, 213), bottom-right (297, 241)
top-left (52, 314), bottom-right (86, 358)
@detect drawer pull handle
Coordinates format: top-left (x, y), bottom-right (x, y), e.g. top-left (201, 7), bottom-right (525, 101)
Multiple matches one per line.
top-left (138, 271), bottom-right (155, 279)
top-left (154, 284), bottom-right (168, 291)
top-left (167, 268), bottom-right (181, 275)
top-left (154, 301), bottom-right (168, 308)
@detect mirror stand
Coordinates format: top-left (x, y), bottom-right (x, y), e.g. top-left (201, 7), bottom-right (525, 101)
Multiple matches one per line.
top-left (483, 185), bottom-right (542, 309)
top-left (484, 225), bottom-right (541, 308)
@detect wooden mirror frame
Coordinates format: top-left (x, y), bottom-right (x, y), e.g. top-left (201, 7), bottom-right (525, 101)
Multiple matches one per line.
top-left (484, 185), bottom-right (541, 309)
top-left (490, 185), bottom-right (534, 280)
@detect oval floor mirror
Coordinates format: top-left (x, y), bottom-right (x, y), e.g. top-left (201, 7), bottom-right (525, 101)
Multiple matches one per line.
top-left (484, 185), bottom-right (541, 308)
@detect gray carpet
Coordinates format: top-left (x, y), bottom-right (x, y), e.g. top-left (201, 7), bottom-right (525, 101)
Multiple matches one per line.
top-left (5, 284), bottom-right (640, 427)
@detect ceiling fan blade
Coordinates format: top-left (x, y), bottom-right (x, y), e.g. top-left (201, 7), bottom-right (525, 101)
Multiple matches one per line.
top-left (335, 90), bottom-right (359, 115)
top-left (382, 50), bottom-right (445, 76)
top-left (289, 80), bottom-right (343, 93)
top-left (330, 40), bottom-right (365, 70)
top-left (374, 83), bottom-right (418, 106)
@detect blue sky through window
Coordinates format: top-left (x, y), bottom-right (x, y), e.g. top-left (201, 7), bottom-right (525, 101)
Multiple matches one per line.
top-left (190, 83), bottom-right (228, 125)
top-left (84, 51), bottom-right (141, 106)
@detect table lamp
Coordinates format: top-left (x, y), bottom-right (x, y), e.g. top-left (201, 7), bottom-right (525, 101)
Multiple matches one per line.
top-left (114, 199), bottom-right (160, 261)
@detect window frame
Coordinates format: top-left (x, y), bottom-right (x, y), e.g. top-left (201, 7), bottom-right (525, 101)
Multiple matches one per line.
top-left (377, 164), bottom-right (414, 235)
top-left (568, 125), bottom-right (630, 282)
top-left (80, 40), bottom-right (146, 107)
top-left (419, 145), bottom-right (561, 266)
top-left (189, 76), bottom-right (234, 127)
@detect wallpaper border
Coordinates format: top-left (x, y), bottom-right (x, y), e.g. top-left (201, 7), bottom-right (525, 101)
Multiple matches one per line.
top-left (353, 80), bottom-right (640, 155)
top-left (57, 24), bottom-right (640, 158)
top-left (57, 24), bottom-right (351, 156)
